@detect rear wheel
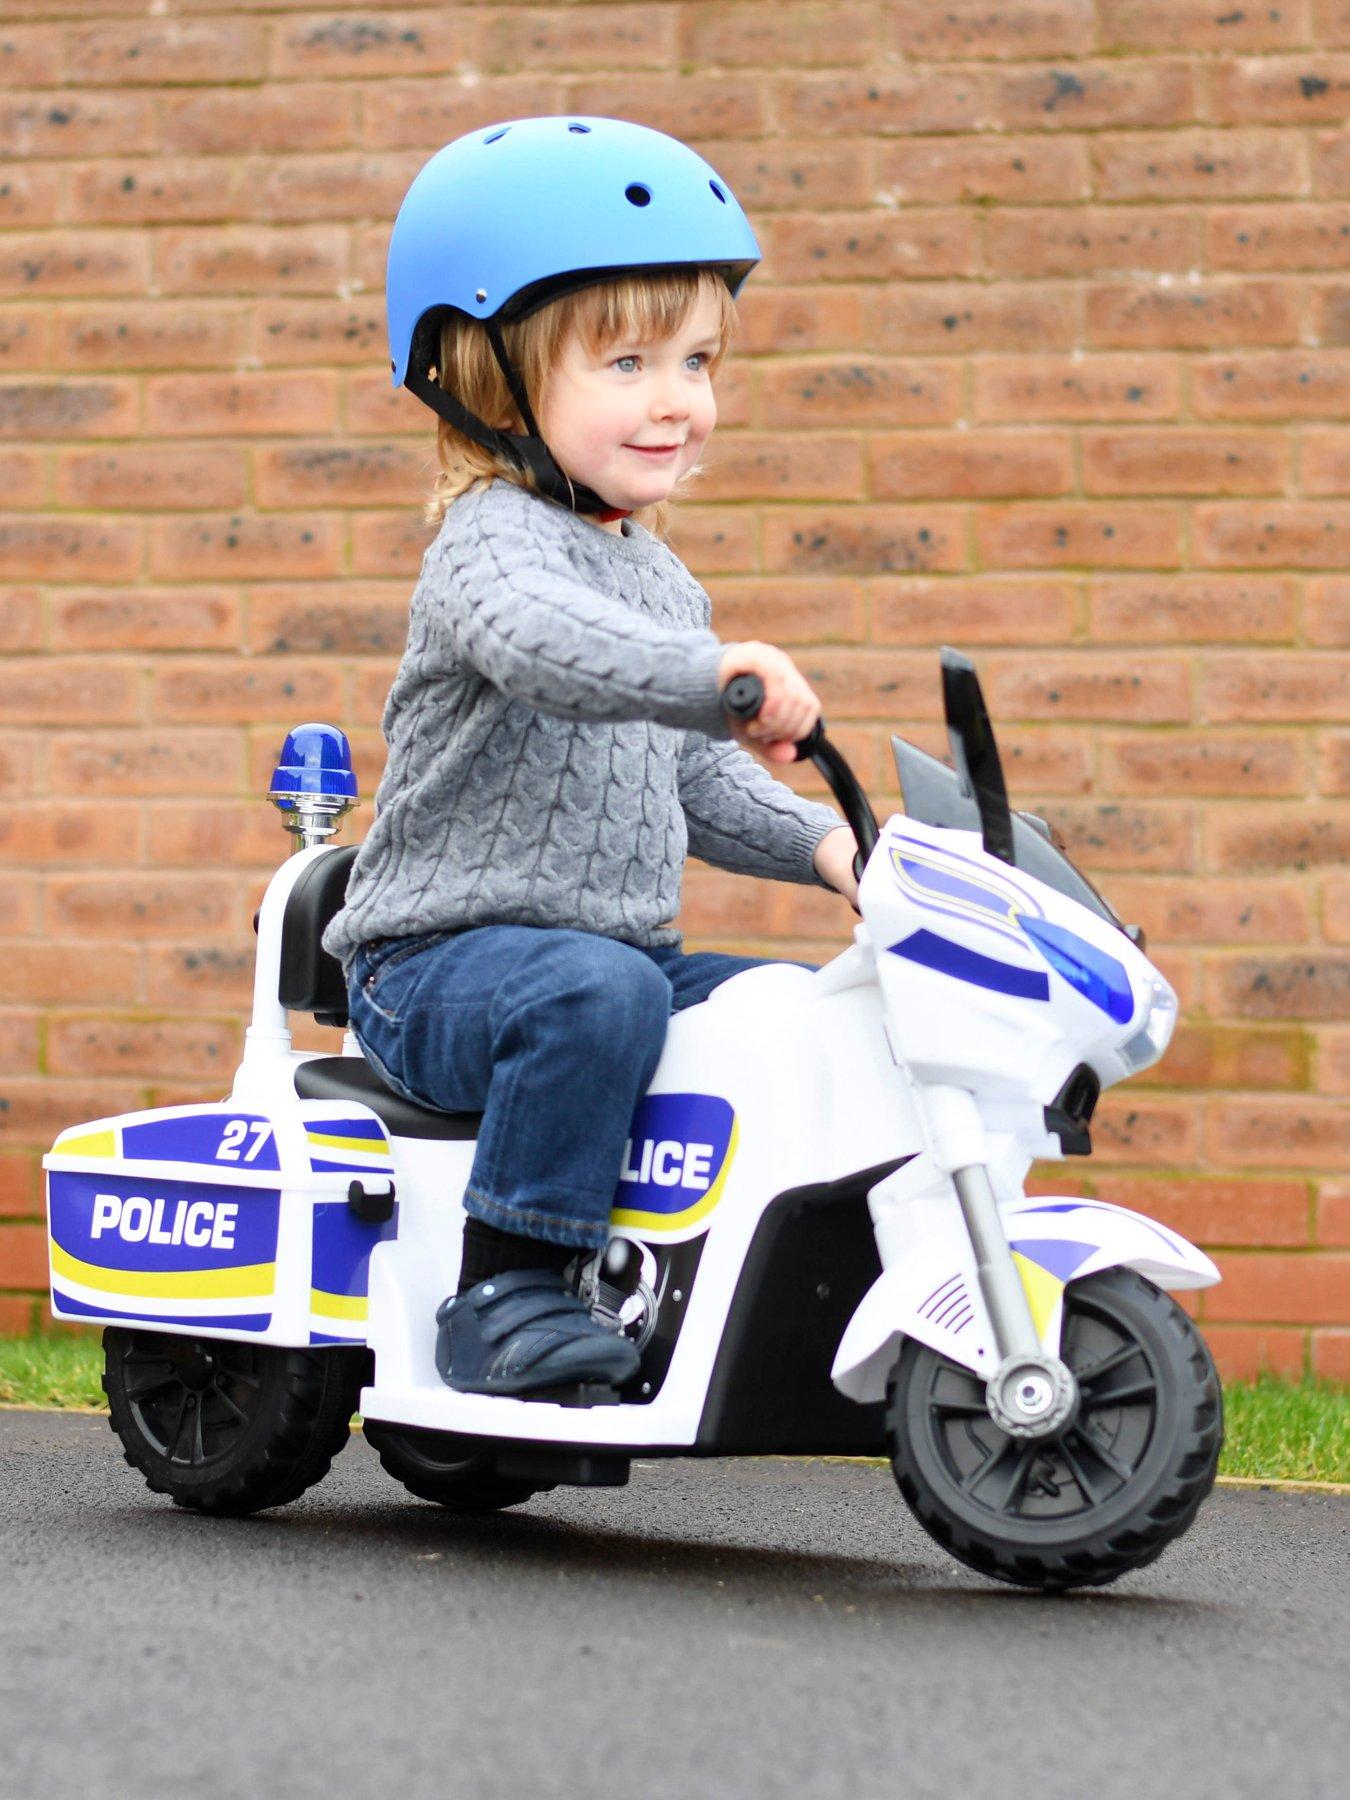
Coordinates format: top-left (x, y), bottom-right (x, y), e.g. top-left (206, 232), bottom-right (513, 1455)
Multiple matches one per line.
top-left (102, 1328), bottom-right (365, 1516)
top-left (887, 1268), bottom-right (1222, 1591)
top-left (363, 1421), bottom-right (547, 1512)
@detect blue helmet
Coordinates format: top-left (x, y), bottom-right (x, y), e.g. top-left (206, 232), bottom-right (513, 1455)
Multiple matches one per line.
top-left (385, 115), bottom-right (761, 515)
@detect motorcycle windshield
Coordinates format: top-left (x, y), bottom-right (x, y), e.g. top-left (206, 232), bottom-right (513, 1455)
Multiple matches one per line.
top-left (890, 736), bottom-right (1125, 933)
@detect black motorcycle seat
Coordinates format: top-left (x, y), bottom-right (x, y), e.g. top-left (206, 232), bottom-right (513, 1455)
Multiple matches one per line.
top-left (294, 1054), bottom-right (481, 1142)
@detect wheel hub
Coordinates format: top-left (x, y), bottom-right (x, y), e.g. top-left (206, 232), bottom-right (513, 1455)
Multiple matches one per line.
top-left (986, 1353), bottom-right (1079, 1439)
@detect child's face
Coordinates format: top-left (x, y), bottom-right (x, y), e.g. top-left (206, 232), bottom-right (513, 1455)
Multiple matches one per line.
top-left (537, 286), bottom-right (723, 531)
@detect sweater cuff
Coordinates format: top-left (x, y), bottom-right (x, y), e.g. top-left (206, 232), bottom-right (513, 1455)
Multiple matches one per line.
top-left (790, 805), bottom-right (846, 888)
top-left (667, 636), bottom-right (730, 738)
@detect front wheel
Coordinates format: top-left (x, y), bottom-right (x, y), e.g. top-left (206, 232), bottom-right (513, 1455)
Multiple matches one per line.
top-left (362, 1421), bottom-right (548, 1513)
top-left (887, 1267), bottom-right (1222, 1592)
top-left (103, 1328), bottom-right (365, 1516)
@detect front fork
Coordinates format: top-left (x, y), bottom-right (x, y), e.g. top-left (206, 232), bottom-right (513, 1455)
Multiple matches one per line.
top-left (929, 1088), bottom-right (1079, 1440)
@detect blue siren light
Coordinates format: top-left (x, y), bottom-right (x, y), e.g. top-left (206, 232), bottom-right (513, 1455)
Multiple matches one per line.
top-left (268, 723), bottom-right (358, 805)
top-left (1018, 915), bottom-right (1135, 1025)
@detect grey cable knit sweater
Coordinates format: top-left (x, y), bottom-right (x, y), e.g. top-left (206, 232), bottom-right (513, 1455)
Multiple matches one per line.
top-left (322, 477), bottom-right (841, 972)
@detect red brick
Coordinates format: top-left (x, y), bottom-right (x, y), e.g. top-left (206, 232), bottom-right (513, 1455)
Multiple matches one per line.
top-left (0, 1151), bottom-right (38, 1220)
top-left (0, 90), bottom-right (155, 160)
top-left (872, 432), bottom-right (1072, 501)
top-left (47, 1016), bottom-right (238, 1081)
top-left (145, 372), bottom-right (337, 438)
top-left (986, 208), bottom-right (1194, 279)
top-left (49, 730), bottom-right (242, 798)
top-left (0, 590), bottom-right (42, 651)
top-left (254, 440), bottom-right (434, 509)
top-left (144, 944), bottom-right (254, 1010)
top-left (1316, 733), bottom-right (1350, 796)
top-left (1092, 130), bottom-right (1306, 202)
top-left (484, 5), bottom-right (673, 70)
top-left (1319, 1026), bottom-right (1350, 1092)
top-left (1202, 1325), bottom-right (1306, 1382)
top-left (156, 225), bottom-right (347, 297)
top-left (68, 18), bottom-right (266, 86)
top-left (0, 656), bottom-right (137, 725)
top-left (1204, 1251), bottom-right (1350, 1323)
top-left (0, 228), bottom-right (150, 298)
top-left (0, 1293), bottom-right (43, 1330)
top-left (1207, 953), bottom-right (1350, 1022)
top-left (0, 309), bottom-right (49, 370)
top-left (1151, 1023), bottom-right (1310, 1092)
top-left (272, 9), bottom-right (466, 79)
top-left (1211, 60), bottom-right (1350, 125)
top-left (0, 24), bottom-right (64, 86)
top-left (977, 502), bottom-right (1182, 570)
top-left (1311, 1330), bottom-right (1350, 1379)
top-left (68, 157), bottom-right (245, 227)
top-left (245, 582), bottom-right (408, 656)
top-left (1308, 579), bottom-right (1350, 646)
top-left (708, 145), bottom-right (871, 215)
top-left (733, 288), bottom-right (867, 356)
top-left (1093, 1094), bottom-right (1201, 1164)
top-left (1207, 804), bottom-right (1350, 871)
top-left (974, 355), bottom-right (1181, 422)
top-left (51, 589), bottom-right (239, 654)
top-left (0, 1012), bottom-right (40, 1076)
top-left (47, 874), bottom-right (240, 940)
top-left (762, 211), bottom-right (977, 285)
top-left (761, 508), bottom-right (964, 577)
top-left (343, 370), bottom-right (437, 436)
top-left (0, 732), bottom-right (40, 797)
top-left (1037, 801), bottom-right (1196, 872)
top-left (53, 302), bottom-right (245, 371)
top-left (0, 944), bottom-right (139, 1008)
top-left (684, 2), bottom-right (873, 65)
top-left (0, 1081), bottom-right (145, 1151)
top-left (1196, 502), bottom-right (1350, 569)
top-left (145, 803), bottom-right (288, 871)
top-left (349, 511), bottom-right (440, 580)
top-left (55, 445), bottom-right (246, 512)
top-left (1208, 1098), bottom-right (1350, 1170)
top-left (0, 166), bottom-right (61, 230)
top-left (1194, 349), bottom-right (1350, 419)
top-left (778, 67), bottom-right (986, 138)
top-left (161, 84), bottom-right (354, 156)
top-left (0, 379), bottom-right (138, 440)
top-left (878, 137), bottom-right (1086, 205)
top-left (696, 433), bottom-right (863, 504)
top-left (1202, 652), bottom-right (1350, 720)
top-left (758, 359), bottom-right (961, 430)
top-left (359, 75), bottom-right (560, 152)
top-left (1095, 1175), bottom-right (1310, 1247)
top-left (1089, 575), bottom-right (1296, 642)
top-left (150, 659), bottom-right (344, 725)
top-left (871, 578), bottom-right (1073, 646)
top-left (1083, 428), bottom-right (1289, 494)
top-left (149, 514), bottom-right (342, 582)
top-left (0, 1224), bottom-right (49, 1290)
top-left (1105, 875), bottom-right (1311, 945)
top-left (702, 580), bottom-right (865, 647)
top-left (1315, 1181), bottom-right (1350, 1248)
top-left (1101, 731), bottom-right (1305, 797)
top-left (871, 283), bottom-right (1076, 355)
top-left (0, 450), bottom-right (45, 509)
top-left (253, 298), bottom-right (387, 366)
top-left (982, 653), bottom-right (1191, 723)
top-left (0, 803), bottom-right (142, 866)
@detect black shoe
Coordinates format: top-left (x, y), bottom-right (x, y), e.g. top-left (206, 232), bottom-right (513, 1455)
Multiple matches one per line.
top-left (435, 1269), bottom-right (641, 1402)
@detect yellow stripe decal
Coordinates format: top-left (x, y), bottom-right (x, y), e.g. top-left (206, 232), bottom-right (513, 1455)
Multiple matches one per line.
top-left (53, 1128), bottom-right (118, 1159)
top-left (611, 1116), bottom-right (739, 1234)
top-left (306, 1131), bottom-right (390, 1155)
top-left (51, 1242), bottom-right (276, 1302)
top-left (1011, 1250), bottom-right (1065, 1347)
top-left (310, 1288), bottom-right (368, 1321)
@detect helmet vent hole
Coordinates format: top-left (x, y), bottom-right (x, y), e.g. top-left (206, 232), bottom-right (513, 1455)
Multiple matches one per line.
top-left (625, 183), bottom-right (651, 207)
top-left (484, 127), bottom-right (510, 144)
top-left (568, 122), bottom-right (592, 134)
top-left (709, 180), bottom-right (726, 203)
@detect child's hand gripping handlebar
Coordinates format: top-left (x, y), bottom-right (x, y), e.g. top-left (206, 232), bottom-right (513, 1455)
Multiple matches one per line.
top-left (721, 674), bottom-right (879, 881)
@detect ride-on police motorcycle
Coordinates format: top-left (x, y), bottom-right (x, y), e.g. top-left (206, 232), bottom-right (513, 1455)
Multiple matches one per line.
top-left (44, 650), bottom-right (1222, 1591)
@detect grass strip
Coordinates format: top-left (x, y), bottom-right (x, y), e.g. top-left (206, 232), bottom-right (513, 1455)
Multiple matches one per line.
top-left (0, 1335), bottom-right (1346, 1484)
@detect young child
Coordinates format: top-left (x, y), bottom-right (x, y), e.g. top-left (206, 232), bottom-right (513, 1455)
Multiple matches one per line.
top-left (322, 117), bottom-right (858, 1401)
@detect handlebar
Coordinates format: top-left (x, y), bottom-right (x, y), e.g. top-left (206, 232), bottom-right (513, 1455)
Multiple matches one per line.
top-left (721, 674), bottom-right (879, 878)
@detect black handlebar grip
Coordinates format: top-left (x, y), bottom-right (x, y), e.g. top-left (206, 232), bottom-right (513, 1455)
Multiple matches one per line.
top-left (720, 673), bottom-right (827, 763)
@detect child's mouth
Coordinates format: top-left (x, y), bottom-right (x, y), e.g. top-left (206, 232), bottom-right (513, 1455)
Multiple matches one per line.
top-left (625, 445), bottom-right (680, 459)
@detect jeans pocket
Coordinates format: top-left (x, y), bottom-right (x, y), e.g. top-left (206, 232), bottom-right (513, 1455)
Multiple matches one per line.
top-left (354, 930), bottom-right (455, 1025)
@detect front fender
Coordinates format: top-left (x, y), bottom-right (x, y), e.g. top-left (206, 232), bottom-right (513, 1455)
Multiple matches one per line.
top-left (831, 1193), bottom-right (1220, 1405)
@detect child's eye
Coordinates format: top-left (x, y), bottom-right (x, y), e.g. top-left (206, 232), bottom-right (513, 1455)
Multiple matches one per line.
top-left (685, 353), bottom-right (709, 372)
top-left (613, 354), bottom-right (640, 373)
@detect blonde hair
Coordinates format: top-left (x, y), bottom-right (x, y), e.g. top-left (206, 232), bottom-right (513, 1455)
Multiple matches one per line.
top-left (421, 267), bottom-right (738, 539)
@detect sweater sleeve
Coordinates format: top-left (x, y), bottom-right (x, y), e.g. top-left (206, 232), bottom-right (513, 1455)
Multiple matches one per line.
top-left (436, 504), bottom-right (733, 738)
top-left (678, 731), bottom-right (843, 886)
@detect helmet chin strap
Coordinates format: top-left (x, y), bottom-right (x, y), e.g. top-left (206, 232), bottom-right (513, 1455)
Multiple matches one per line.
top-left (402, 320), bottom-right (631, 522)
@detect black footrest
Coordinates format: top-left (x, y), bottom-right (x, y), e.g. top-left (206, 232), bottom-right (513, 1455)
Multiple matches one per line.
top-left (495, 1449), bottom-right (630, 1488)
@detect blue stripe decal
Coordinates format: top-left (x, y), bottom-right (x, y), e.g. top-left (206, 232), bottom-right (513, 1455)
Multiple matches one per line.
top-left (1019, 915), bottom-right (1134, 1024)
top-left (308, 1330), bottom-right (364, 1346)
top-left (51, 1287), bottom-right (271, 1331)
top-left (887, 929), bottom-right (1050, 1001)
top-left (309, 1158), bottom-right (381, 1174)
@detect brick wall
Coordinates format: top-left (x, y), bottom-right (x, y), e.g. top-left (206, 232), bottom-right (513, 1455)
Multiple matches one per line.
top-left (2, 1), bottom-right (1347, 1378)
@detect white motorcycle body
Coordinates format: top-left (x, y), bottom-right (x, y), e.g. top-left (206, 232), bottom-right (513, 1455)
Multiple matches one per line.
top-left (44, 807), bottom-right (1217, 1462)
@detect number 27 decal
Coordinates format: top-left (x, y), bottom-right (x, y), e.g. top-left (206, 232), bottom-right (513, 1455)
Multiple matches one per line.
top-left (216, 1119), bottom-right (272, 1163)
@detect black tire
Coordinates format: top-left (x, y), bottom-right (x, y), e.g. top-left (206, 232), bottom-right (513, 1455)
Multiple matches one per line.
top-left (887, 1267), bottom-right (1222, 1592)
top-left (102, 1328), bottom-right (366, 1516)
top-left (362, 1421), bottom-right (547, 1513)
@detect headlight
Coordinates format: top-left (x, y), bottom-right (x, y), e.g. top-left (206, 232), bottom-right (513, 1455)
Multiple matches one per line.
top-left (1118, 979), bottom-right (1177, 1073)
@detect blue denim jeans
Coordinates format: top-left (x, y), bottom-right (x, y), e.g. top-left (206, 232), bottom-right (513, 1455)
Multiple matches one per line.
top-left (347, 925), bottom-right (792, 1249)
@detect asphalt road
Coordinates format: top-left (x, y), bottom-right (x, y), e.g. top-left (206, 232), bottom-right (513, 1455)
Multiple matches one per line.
top-left (0, 1411), bottom-right (1345, 1800)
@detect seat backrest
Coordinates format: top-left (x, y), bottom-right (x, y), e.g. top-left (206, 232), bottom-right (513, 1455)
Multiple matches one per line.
top-left (277, 844), bottom-right (358, 1027)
